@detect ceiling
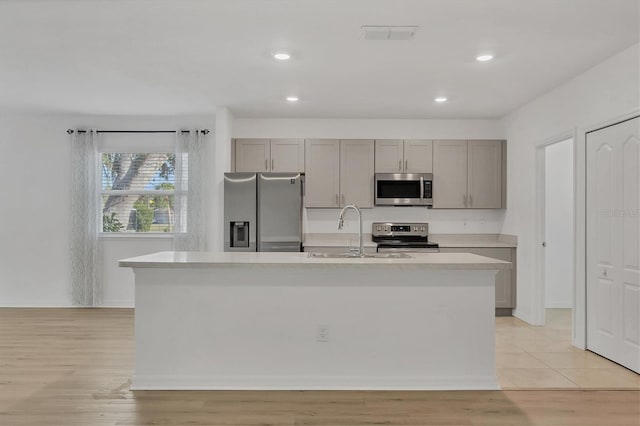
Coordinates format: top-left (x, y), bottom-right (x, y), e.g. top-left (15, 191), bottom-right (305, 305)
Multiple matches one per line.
top-left (0, 0), bottom-right (638, 118)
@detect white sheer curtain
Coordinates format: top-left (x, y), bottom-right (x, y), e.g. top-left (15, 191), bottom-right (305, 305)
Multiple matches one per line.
top-left (174, 130), bottom-right (206, 251)
top-left (70, 130), bottom-right (103, 306)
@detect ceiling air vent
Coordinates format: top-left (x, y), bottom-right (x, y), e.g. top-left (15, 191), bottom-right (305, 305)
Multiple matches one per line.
top-left (362, 25), bottom-right (419, 41)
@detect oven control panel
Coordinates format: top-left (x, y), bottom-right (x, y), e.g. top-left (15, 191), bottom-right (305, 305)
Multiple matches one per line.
top-left (372, 222), bottom-right (429, 237)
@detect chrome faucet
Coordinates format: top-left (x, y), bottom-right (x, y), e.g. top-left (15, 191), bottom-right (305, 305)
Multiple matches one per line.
top-left (337, 204), bottom-right (364, 257)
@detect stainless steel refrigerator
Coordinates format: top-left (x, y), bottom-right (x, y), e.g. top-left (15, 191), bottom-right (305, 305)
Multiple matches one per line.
top-left (224, 172), bottom-right (303, 252)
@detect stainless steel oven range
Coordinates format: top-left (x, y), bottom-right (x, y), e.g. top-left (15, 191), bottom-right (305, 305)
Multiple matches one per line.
top-left (372, 222), bottom-right (440, 253)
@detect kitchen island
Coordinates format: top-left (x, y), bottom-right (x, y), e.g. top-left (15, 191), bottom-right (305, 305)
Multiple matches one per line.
top-left (119, 251), bottom-right (510, 390)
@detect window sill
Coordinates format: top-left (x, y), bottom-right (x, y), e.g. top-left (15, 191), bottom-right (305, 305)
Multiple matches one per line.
top-left (100, 233), bottom-right (174, 240)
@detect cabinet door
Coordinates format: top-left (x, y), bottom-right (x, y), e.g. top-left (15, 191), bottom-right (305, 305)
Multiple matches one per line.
top-left (433, 140), bottom-right (468, 208)
top-left (235, 139), bottom-right (270, 172)
top-left (375, 139), bottom-right (404, 173)
top-left (305, 139), bottom-right (340, 208)
top-left (438, 247), bottom-right (514, 309)
top-left (467, 140), bottom-right (503, 208)
top-left (270, 139), bottom-right (304, 172)
top-left (404, 140), bottom-right (433, 173)
top-left (340, 140), bottom-right (375, 208)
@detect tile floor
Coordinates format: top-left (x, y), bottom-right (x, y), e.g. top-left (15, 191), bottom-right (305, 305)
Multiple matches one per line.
top-left (496, 309), bottom-right (640, 389)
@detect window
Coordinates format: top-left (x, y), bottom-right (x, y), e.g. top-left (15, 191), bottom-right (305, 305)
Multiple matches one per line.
top-left (101, 152), bottom-right (176, 233)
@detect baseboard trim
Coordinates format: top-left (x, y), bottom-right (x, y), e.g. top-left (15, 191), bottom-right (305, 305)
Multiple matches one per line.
top-left (99, 300), bottom-right (134, 308)
top-left (0, 300), bottom-right (73, 308)
top-left (512, 309), bottom-right (533, 325)
top-left (131, 374), bottom-right (500, 391)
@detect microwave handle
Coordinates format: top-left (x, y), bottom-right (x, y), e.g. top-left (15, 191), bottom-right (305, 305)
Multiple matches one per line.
top-left (419, 176), bottom-right (424, 200)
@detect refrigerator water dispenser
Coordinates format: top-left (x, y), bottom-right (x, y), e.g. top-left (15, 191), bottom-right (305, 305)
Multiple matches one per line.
top-left (230, 221), bottom-right (250, 248)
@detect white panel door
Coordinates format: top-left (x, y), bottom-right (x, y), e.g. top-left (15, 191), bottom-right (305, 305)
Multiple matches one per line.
top-left (433, 140), bottom-right (468, 208)
top-left (270, 139), bottom-right (304, 172)
top-left (235, 139), bottom-right (270, 172)
top-left (304, 139), bottom-right (340, 208)
top-left (587, 116), bottom-right (639, 373)
top-left (404, 140), bottom-right (433, 173)
top-left (467, 140), bottom-right (503, 208)
top-left (375, 139), bottom-right (404, 173)
top-left (340, 139), bottom-right (375, 208)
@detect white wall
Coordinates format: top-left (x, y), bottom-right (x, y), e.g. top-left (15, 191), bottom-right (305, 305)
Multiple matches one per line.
top-left (234, 118), bottom-right (506, 234)
top-left (234, 118), bottom-right (503, 140)
top-left (501, 43), bottom-right (640, 329)
top-left (0, 114), bottom-right (214, 307)
top-left (544, 139), bottom-right (574, 308)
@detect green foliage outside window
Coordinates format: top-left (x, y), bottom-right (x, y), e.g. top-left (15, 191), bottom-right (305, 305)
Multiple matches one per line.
top-left (102, 212), bottom-right (124, 232)
top-left (133, 198), bottom-right (155, 232)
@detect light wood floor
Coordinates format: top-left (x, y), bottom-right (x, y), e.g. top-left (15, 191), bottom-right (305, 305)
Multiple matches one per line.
top-left (1, 308), bottom-right (638, 426)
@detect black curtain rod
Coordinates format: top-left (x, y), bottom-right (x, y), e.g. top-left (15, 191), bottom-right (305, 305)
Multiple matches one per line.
top-left (67, 129), bottom-right (210, 135)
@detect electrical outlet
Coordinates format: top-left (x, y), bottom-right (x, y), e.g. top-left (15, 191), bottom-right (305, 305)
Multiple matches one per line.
top-left (316, 324), bottom-right (330, 342)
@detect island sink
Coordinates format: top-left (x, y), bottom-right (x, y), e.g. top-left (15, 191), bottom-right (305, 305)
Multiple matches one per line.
top-left (308, 252), bottom-right (411, 259)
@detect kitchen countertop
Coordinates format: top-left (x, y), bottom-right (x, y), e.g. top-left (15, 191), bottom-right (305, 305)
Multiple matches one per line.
top-left (303, 233), bottom-right (517, 248)
top-left (303, 233), bottom-right (377, 248)
top-left (429, 234), bottom-right (517, 248)
top-left (119, 251), bottom-right (511, 270)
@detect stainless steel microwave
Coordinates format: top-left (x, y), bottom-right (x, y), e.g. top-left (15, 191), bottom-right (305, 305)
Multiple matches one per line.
top-left (374, 173), bottom-right (433, 206)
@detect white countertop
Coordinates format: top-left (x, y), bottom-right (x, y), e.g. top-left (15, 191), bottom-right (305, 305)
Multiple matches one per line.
top-left (119, 251), bottom-right (511, 270)
top-left (303, 233), bottom-right (517, 248)
top-left (303, 233), bottom-right (378, 248)
top-left (429, 234), bottom-right (517, 248)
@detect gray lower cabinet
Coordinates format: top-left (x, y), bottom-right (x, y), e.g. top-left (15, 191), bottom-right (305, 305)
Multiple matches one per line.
top-left (438, 247), bottom-right (516, 312)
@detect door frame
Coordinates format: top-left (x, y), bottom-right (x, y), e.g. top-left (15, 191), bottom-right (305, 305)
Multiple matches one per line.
top-left (534, 130), bottom-right (577, 327)
top-left (579, 109), bottom-right (640, 350)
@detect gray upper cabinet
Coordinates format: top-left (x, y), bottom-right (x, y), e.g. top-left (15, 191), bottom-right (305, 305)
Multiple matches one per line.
top-left (467, 140), bottom-right (502, 208)
top-left (433, 139), bottom-right (504, 209)
top-left (404, 140), bottom-right (433, 173)
top-left (305, 139), bottom-right (374, 208)
top-left (433, 140), bottom-right (468, 208)
top-left (340, 139), bottom-right (375, 208)
top-left (375, 139), bottom-right (433, 173)
top-left (305, 139), bottom-right (341, 208)
top-left (270, 139), bottom-right (305, 172)
top-left (235, 139), bottom-right (270, 172)
top-left (375, 139), bottom-right (404, 173)
top-left (235, 139), bottom-right (304, 173)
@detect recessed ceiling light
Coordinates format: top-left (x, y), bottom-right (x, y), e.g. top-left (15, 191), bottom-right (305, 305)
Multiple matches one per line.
top-left (434, 97), bottom-right (448, 103)
top-left (273, 52), bottom-right (291, 60)
top-left (476, 54), bottom-right (494, 62)
top-left (286, 96), bottom-right (299, 102)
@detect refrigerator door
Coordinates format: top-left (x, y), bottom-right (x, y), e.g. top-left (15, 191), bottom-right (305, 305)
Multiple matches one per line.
top-left (258, 173), bottom-right (303, 252)
top-left (224, 173), bottom-right (257, 252)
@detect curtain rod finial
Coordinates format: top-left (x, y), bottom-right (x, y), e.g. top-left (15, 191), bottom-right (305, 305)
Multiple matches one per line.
top-left (67, 129), bottom-right (74, 134)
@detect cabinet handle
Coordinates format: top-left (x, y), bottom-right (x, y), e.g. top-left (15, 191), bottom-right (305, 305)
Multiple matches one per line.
top-left (398, 160), bottom-right (402, 171)
top-left (271, 159), bottom-right (274, 170)
top-left (265, 159), bottom-right (268, 170)
top-left (463, 194), bottom-right (467, 207)
top-left (335, 194), bottom-right (339, 206)
top-left (405, 159), bottom-right (408, 171)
